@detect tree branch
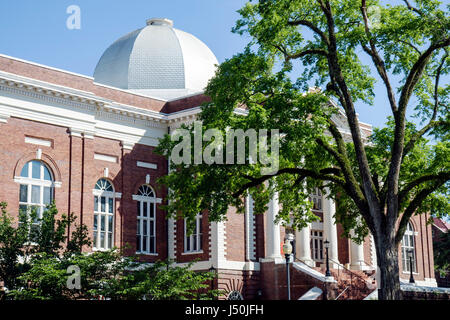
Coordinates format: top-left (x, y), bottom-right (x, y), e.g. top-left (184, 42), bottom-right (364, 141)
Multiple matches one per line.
top-left (395, 177), bottom-right (449, 244)
top-left (287, 19), bottom-right (329, 45)
top-left (402, 50), bottom-right (449, 159)
top-left (360, 1), bottom-right (398, 114)
top-left (386, 36), bottom-right (450, 229)
top-left (398, 171), bottom-right (450, 206)
top-left (274, 45), bottom-right (328, 62)
top-left (232, 167), bottom-right (345, 198)
top-left (402, 0), bottom-right (423, 16)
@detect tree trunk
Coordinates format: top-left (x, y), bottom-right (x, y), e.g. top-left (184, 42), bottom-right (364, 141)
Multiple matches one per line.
top-left (375, 234), bottom-right (402, 300)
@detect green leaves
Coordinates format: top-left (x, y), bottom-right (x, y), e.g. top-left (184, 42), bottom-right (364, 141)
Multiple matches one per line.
top-left (155, 0), bottom-right (449, 248)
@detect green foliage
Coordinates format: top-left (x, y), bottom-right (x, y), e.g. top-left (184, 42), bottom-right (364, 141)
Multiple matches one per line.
top-left (10, 251), bottom-right (220, 300)
top-left (156, 0), bottom-right (449, 238)
top-left (0, 202), bottom-right (219, 300)
top-left (0, 202), bottom-right (31, 290)
top-left (155, 0), bottom-right (449, 299)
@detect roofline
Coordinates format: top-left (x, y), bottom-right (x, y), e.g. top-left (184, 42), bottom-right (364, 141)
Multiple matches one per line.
top-left (0, 53), bottom-right (94, 80)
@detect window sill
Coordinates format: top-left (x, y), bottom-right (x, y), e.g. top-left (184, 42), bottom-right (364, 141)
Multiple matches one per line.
top-left (92, 248), bottom-right (113, 252)
top-left (402, 271), bottom-right (419, 275)
top-left (182, 251), bottom-right (204, 255)
top-left (136, 252), bottom-right (158, 256)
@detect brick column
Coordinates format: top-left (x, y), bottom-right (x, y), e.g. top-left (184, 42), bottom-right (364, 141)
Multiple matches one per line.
top-left (80, 134), bottom-right (95, 253)
top-left (68, 130), bottom-right (84, 228)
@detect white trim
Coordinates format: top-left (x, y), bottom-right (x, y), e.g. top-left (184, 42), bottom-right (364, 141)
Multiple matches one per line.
top-left (176, 260), bottom-right (260, 272)
top-left (94, 153), bottom-right (118, 163)
top-left (92, 189), bottom-right (122, 199)
top-left (132, 194), bottom-right (161, 203)
top-left (135, 196), bottom-right (157, 255)
top-left (298, 287), bottom-right (323, 300)
top-left (93, 192), bottom-right (115, 250)
top-left (292, 261), bottom-right (337, 283)
top-left (14, 176), bottom-right (61, 188)
top-left (181, 250), bottom-right (204, 255)
top-left (184, 214), bottom-right (203, 254)
top-left (25, 136), bottom-right (52, 147)
top-left (137, 161), bottom-right (157, 170)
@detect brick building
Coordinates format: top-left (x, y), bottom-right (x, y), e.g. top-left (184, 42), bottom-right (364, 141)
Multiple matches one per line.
top-left (0, 18), bottom-right (438, 300)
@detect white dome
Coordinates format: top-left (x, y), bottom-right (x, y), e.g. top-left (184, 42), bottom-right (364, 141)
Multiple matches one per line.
top-left (93, 18), bottom-right (219, 100)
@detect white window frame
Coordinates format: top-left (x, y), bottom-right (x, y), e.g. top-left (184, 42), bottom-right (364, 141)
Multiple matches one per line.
top-left (310, 230), bottom-right (324, 262)
top-left (184, 213), bottom-right (203, 254)
top-left (309, 188), bottom-right (323, 211)
top-left (17, 161), bottom-right (55, 231)
top-left (93, 179), bottom-right (116, 251)
top-left (135, 185), bottom-right (157, 255)
top-left (401, 222), bottom-right (417, 273)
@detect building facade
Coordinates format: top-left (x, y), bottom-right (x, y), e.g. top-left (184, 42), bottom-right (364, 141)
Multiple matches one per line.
top-left (0, 18), bottom-right (437, 300)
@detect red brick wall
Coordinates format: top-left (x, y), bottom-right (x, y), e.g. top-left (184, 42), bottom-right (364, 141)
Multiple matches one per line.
top-left (0, 116), bottom-right (169, 263)
top-left (225, 207), bottom-right (246, 261)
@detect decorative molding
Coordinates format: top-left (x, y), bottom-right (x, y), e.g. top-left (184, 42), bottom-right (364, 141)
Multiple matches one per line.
top-left (25, 136), bottom-right (52, 147)
top-left (92, 189), bottom-right (122, 199)
top-left (131, 194), bottom-right (162, 204)
top-left (94, 153), bottom-right (118, 163)
top-left (14, 176), bottom-right (62, 188)
top-left (137, 161), bottom-right (157, 170)
top-left (0, 110), bottom-right (10, 123)
top-left (121, 140), bottom-right (135, 150)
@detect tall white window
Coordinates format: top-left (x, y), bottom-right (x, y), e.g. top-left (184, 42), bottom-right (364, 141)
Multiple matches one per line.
top-left (184, 213), bottom-right (203, 253)
top-left (401, 222), bottom-right (417, 273)
top-left (18, 160), bottom-right (54, 233)
top-left (309, 188), bottom-right (322, 211)
top-left (135, 185), bottom-right (156, 254)
top-left (93, 179), bottom-right (115, 250)
top-left (310, 230), bottom-right (324, 262)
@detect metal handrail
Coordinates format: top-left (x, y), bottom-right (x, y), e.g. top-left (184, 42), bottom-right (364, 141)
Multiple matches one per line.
top-left (335, 286), bottom-right (350, 300)
top-left (329, 258), bottom-right (374, 284)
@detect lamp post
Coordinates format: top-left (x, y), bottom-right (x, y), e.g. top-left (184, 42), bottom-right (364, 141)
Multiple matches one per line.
top-left (283, 239), bottom-right (293, 300)
top-left (208, 265), bottom-right (217, 299)
top-left (324, 239), bottom-right (331, 277)
top-left (408, 250), bottom-right (415, 284)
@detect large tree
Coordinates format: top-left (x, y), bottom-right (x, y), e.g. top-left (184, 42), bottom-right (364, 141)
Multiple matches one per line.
top-left (156, 0), bottom-right (449, 300)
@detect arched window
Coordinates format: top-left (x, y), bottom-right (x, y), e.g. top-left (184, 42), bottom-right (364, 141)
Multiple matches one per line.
top-left (18, 160), bottom-right (54, 232)
top-left (135, 185), bottom-right (156, 254)
top-left (93, 179), bottom-right (115, 250)
top-left (401, 222), bottom-right (417, 273)
top-left (184, 213), bottom-right (203, 253)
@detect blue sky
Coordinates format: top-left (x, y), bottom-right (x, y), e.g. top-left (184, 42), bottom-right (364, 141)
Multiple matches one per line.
top-left (0, 0), bottom-right (435, 130)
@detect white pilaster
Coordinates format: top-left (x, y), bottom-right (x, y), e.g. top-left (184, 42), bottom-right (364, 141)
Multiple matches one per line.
top-left (168, 217), bottom-right (176, 260)
top-left (296, 223), bottom-right (315, 267)
top-left (266, 191), bottom-right (282, 260)
top-left (322, 188), bottom-right (339, 268)
top-left (210, 221), bottom-right (227, 268)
